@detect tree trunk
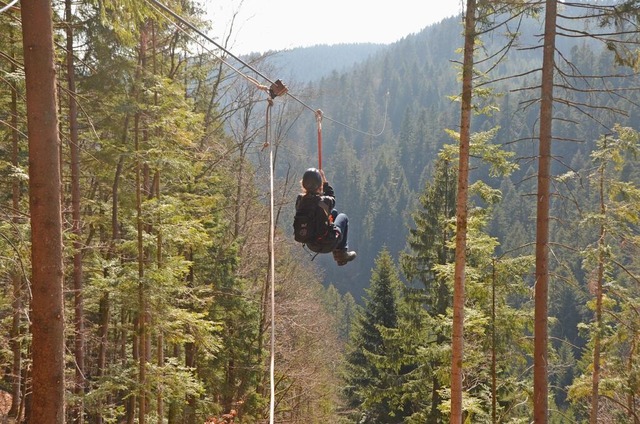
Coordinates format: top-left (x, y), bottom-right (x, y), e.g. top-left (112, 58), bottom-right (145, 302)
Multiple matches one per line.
top-left (534, 1), bottom-right (557, 422)
top-left (135, 22), bottom-right (151, 424)
top-left (590, 147), bottom-right (606, 424)
top-left (491, 259), bottom-right (497, 423)
top-left (185, 342), bottom-right (197, 424)
top-left (154, 171), bottom-right (164, 424)
top-left (451, 0), bottom-right (475, 422)
top-left (21, 0), bottom-right (66, 422)
top-left (167, 345), bottom-right (180, 424)
top-left (66, 0), bottom-right (86, 421)
top-left (9, 28), bottom-right (23, 419)
top-left (136, 112), bottom-right (147, 424)
top-left (94, 292), bottom-right (110, 424)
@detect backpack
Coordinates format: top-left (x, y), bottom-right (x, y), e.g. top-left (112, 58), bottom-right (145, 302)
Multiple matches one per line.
top-left (293, 194), bottom-right (335, 252)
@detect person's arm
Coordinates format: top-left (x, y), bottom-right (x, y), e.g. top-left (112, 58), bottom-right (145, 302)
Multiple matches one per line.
top-left (322, 181), bottom-right (335, 197)
top-left (319, 169), bottom-right (335, 196)
top-left (320, 171), bottom-right (336, 209)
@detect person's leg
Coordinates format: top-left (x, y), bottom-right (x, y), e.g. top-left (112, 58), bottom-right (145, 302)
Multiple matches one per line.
top-left (333, 213), bottom-right (349, 250)
top-left (332, 213), bottom-right (356, 265)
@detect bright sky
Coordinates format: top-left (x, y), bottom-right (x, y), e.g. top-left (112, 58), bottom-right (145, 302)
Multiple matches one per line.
top-left (206, 0), bottom-right (464, 55)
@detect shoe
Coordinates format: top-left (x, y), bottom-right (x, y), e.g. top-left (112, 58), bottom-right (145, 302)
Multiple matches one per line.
top-left (333, 249), bottom-right (356, 266)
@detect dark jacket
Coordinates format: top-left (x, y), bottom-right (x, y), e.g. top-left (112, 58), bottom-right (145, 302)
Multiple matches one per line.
top-left (295, 182), bottom-right (339, 253)
top-left (295, 181), bottom-right (335, 211)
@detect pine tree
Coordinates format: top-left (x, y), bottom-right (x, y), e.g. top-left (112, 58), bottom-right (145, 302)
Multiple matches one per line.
top-left (344, 248), bottom-right (403, 423)
top-left (400, 157), bottom-right (456, 422)
top-left (567, 126), bottom-right (640, 422)
top-left (21, 0), bottom-right (66, 421)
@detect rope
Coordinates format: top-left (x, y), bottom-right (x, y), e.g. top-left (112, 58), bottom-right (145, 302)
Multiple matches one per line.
top-left (0, 0), bottom-right (19, 14)
top-left (151, 0), bottom-right (273, 85)
top-left (148, 0), bottom-right (270, 94)
top-left (265, 99), bottom-right (276, 424)
top-left (316, 109), bottom-right (323, 170)
top-left (141, 4), bottom-right (394, 421)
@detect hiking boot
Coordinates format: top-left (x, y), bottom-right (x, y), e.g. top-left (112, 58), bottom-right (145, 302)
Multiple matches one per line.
top-left (333, 249), bottom-right (356, 266)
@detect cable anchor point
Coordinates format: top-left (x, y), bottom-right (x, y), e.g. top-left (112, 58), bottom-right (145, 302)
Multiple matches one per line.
top-left (269, 79), bottom-right (288, 99)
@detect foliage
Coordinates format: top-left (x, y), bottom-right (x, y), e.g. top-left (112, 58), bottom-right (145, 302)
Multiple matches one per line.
top-left (344, 249), bottom-right (405, 423)
top-left (566, 126), bottom-right (640, 421)
top-left (5, 0), bottom-right (640, 422)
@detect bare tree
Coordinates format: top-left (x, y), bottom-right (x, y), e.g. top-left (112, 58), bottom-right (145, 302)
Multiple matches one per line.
top-left (534, 1), bottom-right (557, 422)
top-left (20, 0), bottom-right (65, 422)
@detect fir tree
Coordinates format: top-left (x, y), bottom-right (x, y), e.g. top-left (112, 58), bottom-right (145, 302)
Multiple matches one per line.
top-left (344, 248), bottom-right (404, 423)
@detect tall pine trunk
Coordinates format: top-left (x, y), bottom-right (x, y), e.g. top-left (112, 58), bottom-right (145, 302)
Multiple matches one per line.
top-left (451, 0), bottom-right (475, 421)
top-left (65, 0), bottom-right (86, 421)
top-left (21, 0), bottom-right (66, 422)
top-left (534, 1), bottom-right (557, 422)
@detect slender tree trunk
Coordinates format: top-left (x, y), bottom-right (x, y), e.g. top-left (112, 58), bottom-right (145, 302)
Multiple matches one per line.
top-left (10, 266), bottom-right (23, 421)
top-left (94, 292), bottom-right (110, 424)
top-left (157, 333), bottom-right (164, 424)
top-left (151, 26), bottom-right (163, 422)
top-left (154, 171), bottom-right (164, 424)
top-left (135, 23), bottom-right (151, 424)
top-left (128, 315), bottom-right (139, 424)
top-left (590, 149), bottom-right (606, 424)
top-left (628, 340), bottom-right (638, 422)
top-left (491, 259), bottom-right (497, 423)
top-left (92, 148), bottom-right (125, 424)
top-left (66, 0), bottom-right (86, 421)
top-left (90, 187), bottom-right (112, 424)
top-left (534, 1), bottom-right (557, 422)
top-left (167, 344), bottom-right (180, 424)
top-left (21, 0), bottom-right (66, 422)
top-left (9, 31), bottom-right (23, 420)
top-left (182, 245), bottom-right (197, 424)
top-left (136, 112), bottom-right (147, 424)
top-left (185, 341), bottom-right (197, 424)
top-left (451, 0), bottom-right (475, 422)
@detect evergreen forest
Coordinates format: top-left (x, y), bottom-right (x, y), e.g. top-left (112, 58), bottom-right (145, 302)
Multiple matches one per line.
top-left (2, 0), bottom-right (640, 423)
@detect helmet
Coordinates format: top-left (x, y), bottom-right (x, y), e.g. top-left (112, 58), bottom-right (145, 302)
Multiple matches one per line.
top-left (302, 168), bottom-right (322, 192)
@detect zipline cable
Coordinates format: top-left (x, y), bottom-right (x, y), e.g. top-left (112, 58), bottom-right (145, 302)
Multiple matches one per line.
top-left (265, 99), bottom-right (276, 424)
top-left (147, 0), bottom-right (270, 94)
top-left (144, 3), bottom-right (391, 421)
top-left (150, 0), bottom-right (274, 85)
top-left (148, 0), bottom-right (390, 138)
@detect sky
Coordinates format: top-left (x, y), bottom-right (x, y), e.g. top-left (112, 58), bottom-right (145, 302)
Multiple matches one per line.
top-left (205, 0), bottom-right (464, 55)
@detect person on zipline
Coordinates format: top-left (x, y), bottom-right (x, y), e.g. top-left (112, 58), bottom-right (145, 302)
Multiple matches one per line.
top-left (294, 168), bottom-right (356, 265)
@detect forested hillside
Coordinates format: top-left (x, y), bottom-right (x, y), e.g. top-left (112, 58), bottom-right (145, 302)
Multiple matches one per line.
top-left (2, 1), bottom-right (640, 423)
top-left (250, 43), bottom-right (386, 82)
top-left (259, 1), bottom-right (640, 421)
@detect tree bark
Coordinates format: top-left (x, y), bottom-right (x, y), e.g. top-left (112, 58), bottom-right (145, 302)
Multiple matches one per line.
top-left (534, 1), bottom-right (557, 422)
top-left (451, 0), bottom-right (475, 422)
top-left (185, 342), bottom-right (197, 424)
top-left (21, 0), bottom-right (66, 422)
top-left (66, 0), bottom-right (86, 421)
